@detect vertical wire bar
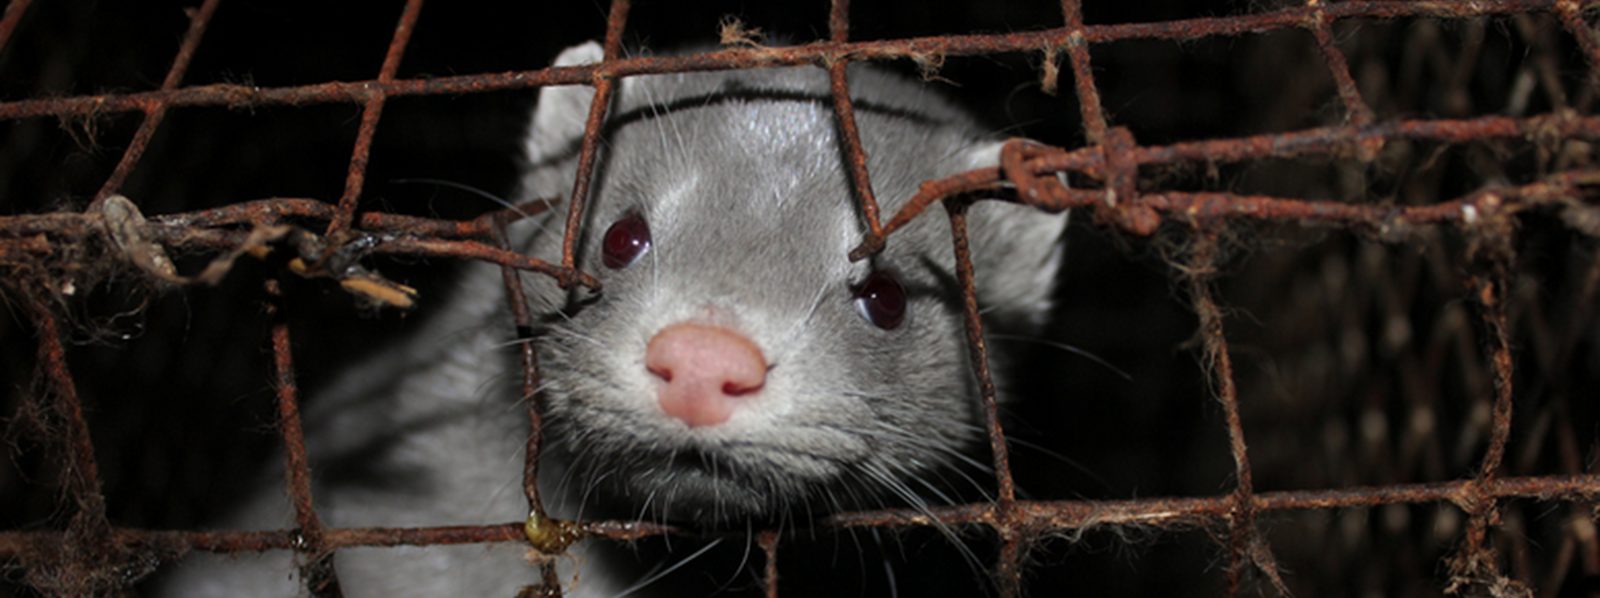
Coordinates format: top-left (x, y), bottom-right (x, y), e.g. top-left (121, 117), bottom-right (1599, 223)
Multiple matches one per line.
top-left (540, 562), bottom-right (565, 597)
top-left (760, 530), bottom-right (780, 598)
top-left (1477, 277), bottom-right (1516, 479)
top-left (827, 0), bottom-right (848, 42)
top-left (1304, 0), bottom-right (1375, 127)
top-left (492, 217), bottom-right (564, 598)
top-left (558, 0), bottom-right (631, 283)
top-left (828, 64), bottom-right (888, 246)
top-left (0, 0), bottom-right (33, 55)
top-left (492, 219), bottom-right (567, 593)
top-left (994, 535), bottom-right (1024, 598)
top-left (375, 0), bottom-right (424, 82)
top-left (1188, 230), bottom-right (1250, 596)
top-left (323, 0), bottom-right (425, 237)
top-left (1556, 0), bottom-right (1600, 95)
top-left (327, 98), bottom-right (384, 233)
top-left (264, 279), bottom-right (343, 597)
top-left (1057, 0), bottom-right (1110, 145)
top-left (495, 220), bottom-right (548, 517)
top-left (275, 6), bottom-right (425, 587)
top-left (945, 200), bottom-right (1022, 598)
top-left (1463, 244), bottom-right (1518, 555)
top-left (27, 296), bottom-right (111, 547)
top-left (1559, 0), bottom-right (1600, 112)
top-left (1187, 228), bottom-right (1287, 597)
top-left (826, 0), bottom-right (888, 250)
top-left (95, 0), bottom-right (222, 200)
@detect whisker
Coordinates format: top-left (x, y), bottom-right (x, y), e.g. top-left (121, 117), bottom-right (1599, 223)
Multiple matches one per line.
top-left (536, 325), bottom-right (609, 351)
top-left (989, 333), bottom-right (1133, 381)
top-left (611, 537), bottom-right (725, 598)
top-left (723, 522), bottom-right (756, 594)
top-left (777, 281), bottom-right (831, 363)
top-left (883, 553), bottom-right (899, 598)
top-left (861, 461), bottom-right (985, 576)
top-left (388, 177), bottom-right (540, 222)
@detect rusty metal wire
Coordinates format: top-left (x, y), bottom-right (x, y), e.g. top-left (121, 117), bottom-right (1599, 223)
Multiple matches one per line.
top-left (0, 1), bottom-right (1583, 122)
top-left (0, 0), bottom-right (30, 57)
top-left (264, 278), bottom-right (340, 597)
top-left (1, 0), bottom-right (1599, 596)
top-left (1185, 228), bottom-right (1286, 596)
top-left (92, 0), bottom-right (219, 203)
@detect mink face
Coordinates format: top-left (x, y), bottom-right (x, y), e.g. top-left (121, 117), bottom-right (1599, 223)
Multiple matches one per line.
top-left (519, 43), bottom-right (1067, 525)
top-left (156, 42), bottom-right (1066, 596)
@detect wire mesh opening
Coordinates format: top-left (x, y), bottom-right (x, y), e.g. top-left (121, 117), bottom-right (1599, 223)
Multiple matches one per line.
top-left (1, 0), bottom-right (1598, 596)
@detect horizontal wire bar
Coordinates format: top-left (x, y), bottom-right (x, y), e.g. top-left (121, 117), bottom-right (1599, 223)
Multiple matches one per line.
top-left (0, 0), bottom-right (1584, 122)
top-left (0, 474), bottom-right (1591, 558)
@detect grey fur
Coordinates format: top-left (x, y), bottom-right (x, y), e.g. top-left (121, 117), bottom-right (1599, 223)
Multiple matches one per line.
top-left (157, 41), bottom-right (1065, 597)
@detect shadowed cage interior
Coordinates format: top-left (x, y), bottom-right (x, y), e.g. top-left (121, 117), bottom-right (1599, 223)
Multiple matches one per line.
top-left (0, 0), bottom-right (1598, 596)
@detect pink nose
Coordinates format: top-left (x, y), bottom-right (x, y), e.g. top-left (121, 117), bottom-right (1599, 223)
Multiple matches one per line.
top-left (645, 323), bottom-right (767, 427)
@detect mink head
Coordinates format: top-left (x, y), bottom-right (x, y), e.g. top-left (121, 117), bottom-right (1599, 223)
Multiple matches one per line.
top-left (515, 42), bottom-right (1066, 526)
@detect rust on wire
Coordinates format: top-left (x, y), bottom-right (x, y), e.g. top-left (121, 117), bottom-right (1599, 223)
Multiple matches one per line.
top-left (12, 293), bottom-right (124, 595)
top-left (0, 1), bottom-right (1585, 123)
top-left (264, 279), bottom-right (343, 597)
top-left (1446, 213), bottom-right (1523, 595)
top-left (490, 217), bottom-right (582, 596)
top-left (1056, 0), bottom-right (1109, 145)
top-left (27, 299), bottom-right (109, 527)
top-left (0, 196), bottom-right (595, 300)
top-left (826, 0), bottom-right (891, 254)
top-left (492, 219), bottom-right (549, 516)
top-left (1556, 0), bottom-right (1600, 92)
top-left (0, 524), bottom-right (528, 557)
top-left (148, 196), bottom-right (555, 239)
top-left (0, 475), bottom-right (1592, 559)
top-left (760, 530), bottom-right (780, 598)
top-left (850, 115), bottom-right (1600, 254)
top-left (373, 237), bottom-right (595, 288)
top-left (1303, 0), bottom-right (1376, 128)
top-left (823, 474), bottom-right (1600, 532)
top-left (323, 0), bottom-right (426, 238)
top-left (0, 0), bottom-right (33, 55)
top-left (829, 56), bottom-right (888, 246)
top-left (1185, 229), bottom-right (1287, 597)
top-left (944, 199), bottom-right (1024, 597)
top-left (94, 0), bottom-right (221, 201)
top-left (557, 0), bottom-right (631, 288)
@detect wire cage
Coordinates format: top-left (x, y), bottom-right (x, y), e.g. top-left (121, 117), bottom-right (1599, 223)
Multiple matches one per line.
top-left (1, 0), bottom-right (1598, 596)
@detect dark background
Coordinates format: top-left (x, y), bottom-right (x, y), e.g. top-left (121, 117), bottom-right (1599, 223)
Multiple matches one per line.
top-left (1, 0), bottom-right (1596, 596)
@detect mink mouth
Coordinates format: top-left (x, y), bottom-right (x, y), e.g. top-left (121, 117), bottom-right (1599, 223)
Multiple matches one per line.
top-left (542, 406), bottom-right (857, 522)
top-left (589, 446), bottom-right (837, 524)
top-left (595, 447), bottom-right (768, 518)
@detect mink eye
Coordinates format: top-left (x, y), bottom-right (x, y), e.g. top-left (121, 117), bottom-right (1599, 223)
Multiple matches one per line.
top-left (853, 270), bottom-right (906, 330)
top-left (601, 212), bottom-right (651, 269)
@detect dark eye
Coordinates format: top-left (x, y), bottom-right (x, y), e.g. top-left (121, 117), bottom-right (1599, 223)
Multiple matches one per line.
top-left (601, 212), bottom-right (651, 269)
top-left (853, 270), bottom-right (906, 330)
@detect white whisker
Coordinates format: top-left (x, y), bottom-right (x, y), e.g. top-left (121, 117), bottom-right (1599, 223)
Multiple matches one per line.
top-left (610, 538), bottom-right (725, 598)
top-left (988, 333), bottom-right (1133, 381)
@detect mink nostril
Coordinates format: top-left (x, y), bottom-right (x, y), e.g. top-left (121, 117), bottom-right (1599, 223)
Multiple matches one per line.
top-left (648, 365), bottom-right (673, 383)
top-left (722, 380), bottom-right (763, 396)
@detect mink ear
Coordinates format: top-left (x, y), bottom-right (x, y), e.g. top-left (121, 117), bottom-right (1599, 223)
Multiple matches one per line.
top-left (527, 41), bottom-right (605, 163)
top-left (958, 140), bottom-right (1070, 327)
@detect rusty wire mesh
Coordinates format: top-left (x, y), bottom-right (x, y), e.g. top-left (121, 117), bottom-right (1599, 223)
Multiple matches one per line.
top-left (1, 0), bottom-right (1599, 596)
